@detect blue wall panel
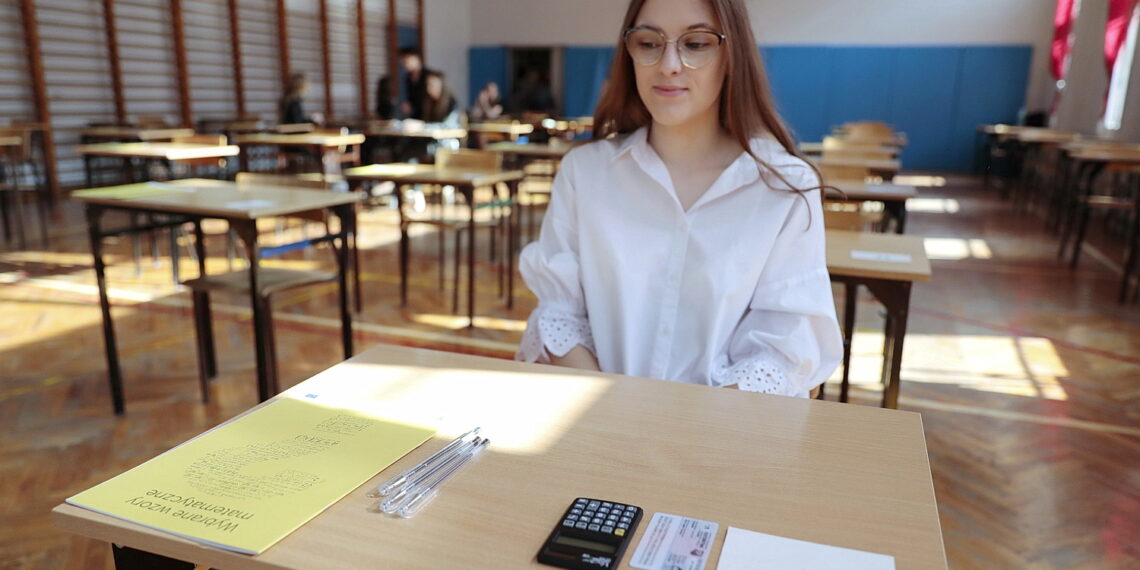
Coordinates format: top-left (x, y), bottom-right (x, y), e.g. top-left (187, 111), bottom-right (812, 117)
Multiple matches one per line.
top-left (889, 48), bottom-right (961, 171)
top-left (762, 47), bottom-right (833, 143)
top-left (949, 46), bottom-right (1033, 171)
top-left (473, 44), bottom-right (1033, 171)
top-left (826, 47), bottom-right (896, 128)
top-left (468, 47), bottom-right (508, 107)
top-left (563, 47), bottom-right (615, 118)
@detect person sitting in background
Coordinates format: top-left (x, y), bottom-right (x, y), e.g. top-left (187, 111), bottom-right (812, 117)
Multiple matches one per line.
top-left (421, 71), bottom-right (461, 129)
top-left (469, 82), bottom-right (504, 122)
top-left (509, 67), bottom-right (555, 116)
top-left (279, 72), bottom-right (322, 126)
top-left (375, 76), bottom-right (399, 120)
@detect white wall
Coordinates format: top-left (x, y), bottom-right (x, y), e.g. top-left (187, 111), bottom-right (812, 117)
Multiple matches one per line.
top-left (468, 0), bottom-right (1056, 113)
top-left (424, 0), bottom-right (472, 106)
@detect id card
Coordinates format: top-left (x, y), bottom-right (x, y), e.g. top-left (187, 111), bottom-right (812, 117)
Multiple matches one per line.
top-left (629, 512), bottom-right (719, 570)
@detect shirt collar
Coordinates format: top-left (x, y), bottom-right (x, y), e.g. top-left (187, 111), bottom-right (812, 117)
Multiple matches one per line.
top-left (610, 127), bottom-right (648, 162)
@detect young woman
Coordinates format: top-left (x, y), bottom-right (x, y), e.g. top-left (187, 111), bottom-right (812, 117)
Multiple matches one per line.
top-left (517, 0), bottom-right (842, 397)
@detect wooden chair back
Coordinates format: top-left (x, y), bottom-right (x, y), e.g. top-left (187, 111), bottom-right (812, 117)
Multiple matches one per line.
top-left (135, 115), bottom-right (170, 128)
top-left (436, 148), bottom-right (502, 171)
top-left (173, 134), bottom-right (227, 146)
top-left (842, 121), bottom-right (894, 139)
top-left (819, 163), bottom-right (872, 183)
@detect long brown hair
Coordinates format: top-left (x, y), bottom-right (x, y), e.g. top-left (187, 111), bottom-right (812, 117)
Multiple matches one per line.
top-left (593, 0), bottom-right (827, 197)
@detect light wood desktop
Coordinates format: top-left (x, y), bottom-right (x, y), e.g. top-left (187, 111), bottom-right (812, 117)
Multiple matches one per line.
top-left (73, 179), bottom-right (362, 414)
top-left (79, 126), bottom-right (196, 142)
top-left (76, 142), bottom-right (240, 187)
top-left (53, 344), bottom-right (947, 569)
top-left (825, 230), bottom-right (932, 408)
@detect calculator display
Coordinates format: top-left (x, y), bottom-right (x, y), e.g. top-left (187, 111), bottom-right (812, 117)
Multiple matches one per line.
top-left (553, 536), bottom-right (617, 554)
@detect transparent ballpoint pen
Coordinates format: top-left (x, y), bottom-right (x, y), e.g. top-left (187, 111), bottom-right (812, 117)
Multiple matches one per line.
top-left (368, 427), bottom-right (480, 498)
top-left (398, 438), bottom-right (490, 518)
top-left (379, 437), bottom-right (483, 514)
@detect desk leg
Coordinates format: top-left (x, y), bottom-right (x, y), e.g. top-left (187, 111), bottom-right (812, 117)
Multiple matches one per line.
top-left (840, 281), bottom-right (858, 403)
top-left (334, 204), bottom-right (355, 358)
top-left (467, 185), bottom-right (476, 327)
top-left (865, 279), bottom-right (911, 409)
top-left (86, 205), bottom-right (126, 415)
top-left (111, 544), bottom-right (194, 570)
top-left (233, 221), bottom-right (275, 401)
top-left (507, 179), bottom-right (517, 309)
top-left (398, 184), bottom-right (410, 307)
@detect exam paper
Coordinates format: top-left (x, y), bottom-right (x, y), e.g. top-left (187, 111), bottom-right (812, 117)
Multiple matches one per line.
top-left (67, 398), bottom-right (435, 554)
top-left (850, 250), bottom-right (912, 263)
top-left (716, 527), bottom-right (895, 570)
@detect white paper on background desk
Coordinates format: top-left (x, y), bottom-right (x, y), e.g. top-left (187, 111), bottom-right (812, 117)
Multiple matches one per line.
top-left (850, 250), bottom-right (912, 264)
top-left (716, 527), bottom-right (895, 570)
top-left (630, 512), bottom-right (718, 570)
top-left (224, 199), bottom-right (276, 209)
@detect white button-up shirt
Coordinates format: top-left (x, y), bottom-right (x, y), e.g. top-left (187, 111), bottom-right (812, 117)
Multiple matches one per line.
top-left (517, 127), bottom-right (842, 397)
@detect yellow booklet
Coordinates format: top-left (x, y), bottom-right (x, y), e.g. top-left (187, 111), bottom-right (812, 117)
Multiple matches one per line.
top-left (67, 397), bottom-right (435, 554)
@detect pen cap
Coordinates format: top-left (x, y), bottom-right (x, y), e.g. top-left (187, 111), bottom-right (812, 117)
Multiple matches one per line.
top-left (398, 486), bottom-right (439, 518)
top-left (380, 485), bottom-right (413, 514)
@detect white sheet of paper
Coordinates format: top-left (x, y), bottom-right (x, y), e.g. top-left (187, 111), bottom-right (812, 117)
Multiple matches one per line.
top-left (630, 512), bottom-right (718, 570)
top-left (850, 250), bottom-right (912, 263)
top-left (224, 199), bottom-right (276, 209)
top-left (716, 527), bottom-right (894, 570)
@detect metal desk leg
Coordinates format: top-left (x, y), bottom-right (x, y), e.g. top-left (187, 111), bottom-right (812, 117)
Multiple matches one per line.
top-left (86, 205), bottom-right (126, 415)
top-left (334, 203), bottom-right (355, 358)
top-left (233, 221), bottom-right (274, 402)
top-left (840, 281), bottom-right (858, 403)
top-left (467, 184), bottom-right (476, 327)
top-left (507, 179), bottom-right (518, 309)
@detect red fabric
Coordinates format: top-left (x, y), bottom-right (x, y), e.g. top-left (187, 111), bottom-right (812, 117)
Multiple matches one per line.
top-left (1052, 0), bottom-right (1077, 80)
top-left (1106, 0), bottom-right (1139, 76)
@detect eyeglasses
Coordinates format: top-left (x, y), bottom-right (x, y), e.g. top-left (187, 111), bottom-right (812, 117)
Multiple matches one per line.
top-left (623, 27), bottom-right (726, 69)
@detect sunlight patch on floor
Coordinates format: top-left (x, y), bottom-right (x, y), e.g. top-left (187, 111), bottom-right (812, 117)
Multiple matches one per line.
top-left (907, 198), bottom-right (961, 214)
top-left (924, 237), bottom-right (993, 260)
top-left (832, 332), bottom-right (1070, 401)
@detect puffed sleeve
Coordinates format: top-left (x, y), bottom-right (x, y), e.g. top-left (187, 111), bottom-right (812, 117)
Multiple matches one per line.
top-left (710, 171), bottom-right (843, 397)
top-left (515, 150), bottom-right (596, 363)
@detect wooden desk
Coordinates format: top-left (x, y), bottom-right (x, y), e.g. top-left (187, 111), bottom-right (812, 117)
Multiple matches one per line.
top-left (468, 121), bottom-right (535, 139)
top-left (344, 163), bottom-right (525, 326)
top-left (73, 179), bottom-right (362, 414)
top-left (826, 230), bottom-right (932, 408)
top-left (487, 140), bottom-right (577, 161)
top-left (828, 180), bottom-right (918, 234)
top-left (813, 155), bottom-right (902, 177)
top-left (362, 122), bottom-right (468, 140)
top-left (53, 344), bottom-right (947, 569)
top-left (76, 142), bottom-right (240, 187)
top-left (799, 141), bottom-right (901, 156)
top-left (233, 133), bottom-right (366, 173)
top-left (1058, 148), bottom-right (1140, 301)
top-left (79, 126), bottom-right (196, 142)
top-left (0, 135), bottom-right (19, 148)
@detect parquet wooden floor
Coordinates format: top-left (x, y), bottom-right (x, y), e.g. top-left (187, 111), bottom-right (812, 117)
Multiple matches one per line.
top-left (1, 174), bottom-right (1138, 569)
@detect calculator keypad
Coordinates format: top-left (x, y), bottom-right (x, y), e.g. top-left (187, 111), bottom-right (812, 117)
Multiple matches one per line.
top-left (563, 498), bottom-right (640, 537)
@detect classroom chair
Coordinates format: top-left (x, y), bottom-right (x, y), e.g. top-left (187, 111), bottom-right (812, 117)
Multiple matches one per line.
top-left (0, 127), bottom-right (50, 248)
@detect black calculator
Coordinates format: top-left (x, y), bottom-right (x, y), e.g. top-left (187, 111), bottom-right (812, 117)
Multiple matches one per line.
top-left (537, 497), bottom-right (642, 569)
